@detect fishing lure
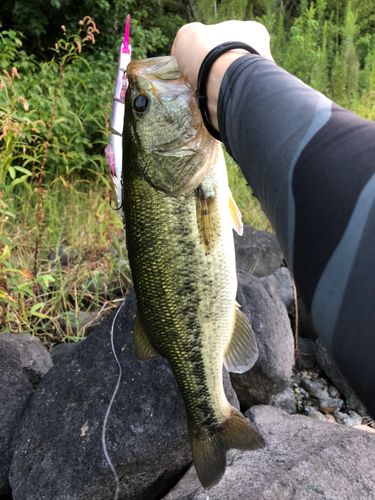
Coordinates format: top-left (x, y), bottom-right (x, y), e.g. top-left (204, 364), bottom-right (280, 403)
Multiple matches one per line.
top-left (105, 14), bottom-right (131, 221)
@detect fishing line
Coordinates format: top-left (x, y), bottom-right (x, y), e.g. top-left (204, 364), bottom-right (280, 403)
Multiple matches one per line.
top-left (102, 271), bottom-right (125, 500)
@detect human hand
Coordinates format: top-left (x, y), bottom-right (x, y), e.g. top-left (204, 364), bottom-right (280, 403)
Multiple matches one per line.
top-left (171, 21), bottom-right (273, 91)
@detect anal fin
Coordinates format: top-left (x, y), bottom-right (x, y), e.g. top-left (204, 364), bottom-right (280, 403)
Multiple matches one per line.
top-left (224, 305), bottom-right (258, 373)
top-left (133, 311), bottom-right (160, 361)
top-left (190, 407), bottom-right (265, 490)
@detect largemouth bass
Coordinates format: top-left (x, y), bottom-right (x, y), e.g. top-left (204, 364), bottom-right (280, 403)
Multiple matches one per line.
top-left (122, 56), bottom-right (265, 490)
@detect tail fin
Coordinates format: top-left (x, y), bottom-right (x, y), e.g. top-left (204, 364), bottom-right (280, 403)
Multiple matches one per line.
top-left (190, 408), bottom-right (265, 490)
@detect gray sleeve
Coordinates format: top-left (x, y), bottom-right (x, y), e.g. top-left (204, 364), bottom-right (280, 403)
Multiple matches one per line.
top-left (218, 54), bottom-right (375, 417)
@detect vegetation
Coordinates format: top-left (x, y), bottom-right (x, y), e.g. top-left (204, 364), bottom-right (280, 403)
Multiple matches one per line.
top-left (1, 0), bottom-right (374, 345)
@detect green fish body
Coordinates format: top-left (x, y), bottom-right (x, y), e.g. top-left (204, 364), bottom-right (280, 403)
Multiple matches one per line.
top-left (123, 56), bottom-right (265, 490)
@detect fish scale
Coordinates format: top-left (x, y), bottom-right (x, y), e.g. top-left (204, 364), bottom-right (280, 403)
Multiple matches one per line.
top-left (123, 55), bottom-right (265, 491)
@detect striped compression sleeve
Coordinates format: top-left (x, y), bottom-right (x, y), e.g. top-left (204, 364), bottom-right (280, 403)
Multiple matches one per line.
top-left (218, 54), bottom-right (375, 417)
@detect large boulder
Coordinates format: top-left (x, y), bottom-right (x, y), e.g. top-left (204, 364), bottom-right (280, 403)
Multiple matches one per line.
top-left (0, 333), bottom-right (53, 496)
top-left (9, 289), bottom-right (238, 500)
top-left (260, 266), bottom-right (294, 311)
top-left (230, 271), bottom-right (295, 409)
top-left (164, 405), bottom-right (375, 500)
top-left (233, 225), bottom-right (283, 278)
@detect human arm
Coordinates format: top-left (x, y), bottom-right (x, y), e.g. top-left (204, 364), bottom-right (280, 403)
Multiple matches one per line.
top-left (173, 22), bottom-right (375, 417)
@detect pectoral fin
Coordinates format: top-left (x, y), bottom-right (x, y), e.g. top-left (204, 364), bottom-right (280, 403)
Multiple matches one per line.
top-left (133, 311), bottom-right (160, 361)
top-left (224, 306), bottom-right (258, 373)
top-left (228, 188), bottom-right (243, 236)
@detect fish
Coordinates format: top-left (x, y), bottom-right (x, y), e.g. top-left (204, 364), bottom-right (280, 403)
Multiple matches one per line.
top-left (122, 56), bottom-right (265, 491)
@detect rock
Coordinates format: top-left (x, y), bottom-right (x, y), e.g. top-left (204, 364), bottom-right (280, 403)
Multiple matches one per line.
top-left (271, 387), bottom-right (297, 414)
top-left (325, 414), bottom-right (336, 424)
top-left (233, 225), bottom-right (283, 278)
top-left (0, 333), bottom-right (53, 496)
top-left (291, 372), bottom-right (302, 385)
top-left (9, 289), bottom-right (237, 500)
top-left (58, 311), bottom-right (100, 335)
top-left (348, 411), bottom-right (363, 426)
top-left (295, 338), bottom-right (316, 370)
top-left (51, 341), bottom-right (82, 365)
top-left (335, 410), bottom-right (362, 427)
top-left (86, 271), bottom-right (109, 296)
top-left (230, 271), bottom-right (294, 409)
top-left (49, 245), bottom-right (74, 265)
top-left (354, 425), bottom-right (375, 434)
top-left (314, 339), bottom-right (368, 415)
top-left (318, 397), bottom-right (344, 412)
top-left (335, 411), bottom-right (357, 426)
top-left (164, 405), bottom-right (375, 500)
top-left (260, 267), bottom-right (294, 311)
top-left (329, 385), bottom-right (340, 398)
top-left (304, 406), bottom-right (326, 422)
top-left (300, 378), bottom-right (329, 399)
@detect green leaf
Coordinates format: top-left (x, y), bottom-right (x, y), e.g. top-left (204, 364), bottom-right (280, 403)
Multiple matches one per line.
top-left (31, 311), bottom-right (51, 319)
top-left (35, 274), bottom-right (55, 286)
top-left (14, 166), bottom-right (32, 175)
top-left (30, 302), bottom-right (45, 313)
top-left (1, 235), bottom-right (11, 246)
top-left (8, 166), bottom-right (16, 179)
top-left (4, 175), bottom-right (30, 194)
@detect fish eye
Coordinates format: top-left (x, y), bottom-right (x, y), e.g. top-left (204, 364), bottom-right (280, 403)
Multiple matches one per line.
top-left (133, 95), bottom-right (149, 113)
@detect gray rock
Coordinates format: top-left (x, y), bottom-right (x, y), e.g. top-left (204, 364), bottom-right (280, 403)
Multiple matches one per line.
top-left (300, 378), bottom-right (329, 399)
top-left (230, 271), bottom-right (294, 409)
top-left (86, 271), bottom-right (109, 296)
top-left (0, 333), bottom-right (53, 496)
top-left (348, 411), bottom-right (363, 426)
top-left (335, 411), bottom-right (356, 426)
top-left (260, 267), bottom-right (294, 311)
top-left (291, 372), bottom-right (302, 385)
top-left (296, 338), bottom-right (316, 370)
top-left (335, 411), bottom-right (362, 427)
top-left (329, 385), bottom-right (340, 398)
top-left (9, 289), bottom-right (237, 500)
top-left (314, 339), bottom-right (368, 415)
top-left (58, 311), bottom-right (100, 335)
top-left (304, 406), bottom-right (327, 422)
top-left (318, 397), bottom-right (344, 412)
top-left (164, 405), bottom-right (375, 500)
top-left (271, 387), bottom-right (297, 414)
top-left (51, 341), bottom-right (82, 364)
top-left (233, 225), bottom-right (283, 278)
top-left (49, 245), bottom-right (74, 265)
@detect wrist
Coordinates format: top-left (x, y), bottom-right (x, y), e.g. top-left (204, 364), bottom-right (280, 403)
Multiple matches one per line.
top-left (206, 51), bottom-right (249, 131)
top-left (196, 43), bottom-right (260, 140)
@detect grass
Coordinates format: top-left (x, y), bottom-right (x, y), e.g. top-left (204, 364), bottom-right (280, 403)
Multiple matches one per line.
top-left (2, 179), bottom-right (131, 347)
